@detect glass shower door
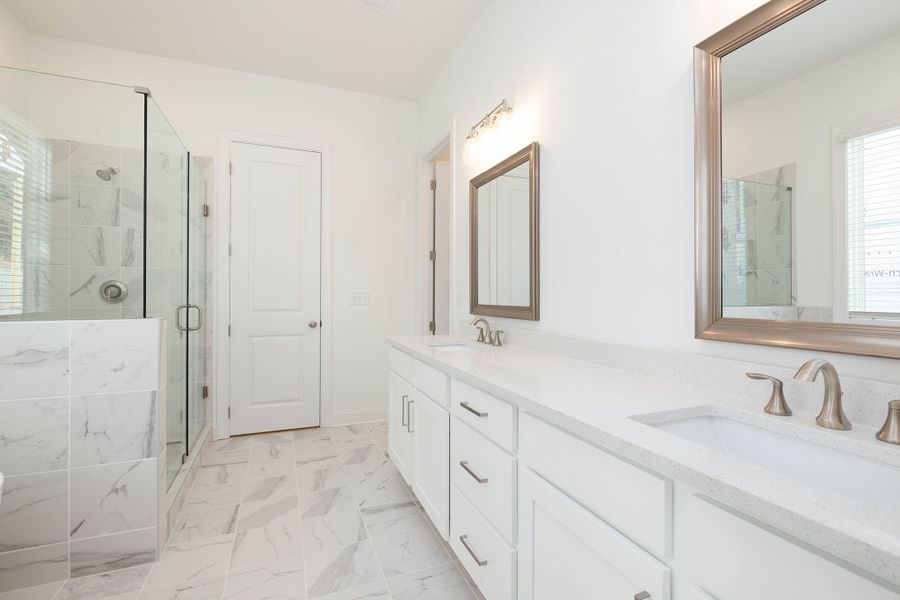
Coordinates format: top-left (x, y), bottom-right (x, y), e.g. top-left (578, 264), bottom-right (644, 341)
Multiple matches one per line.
top-left (143, 97), bottom-right (189, 490)
top-left (187, 154), bottom-right (210, 454)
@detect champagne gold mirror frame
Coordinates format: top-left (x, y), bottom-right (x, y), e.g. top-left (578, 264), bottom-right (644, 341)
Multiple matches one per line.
top-left (470, 142), bottom-right (540, 320)
top-left (695, 0), bottom-right (900, 359)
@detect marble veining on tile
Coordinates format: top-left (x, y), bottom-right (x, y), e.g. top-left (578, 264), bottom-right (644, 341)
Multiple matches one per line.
top-left (70, 391), bottom-right (158, 467)
top-left (0, 472), bottom-right (68, 552)
top-left (2, 422), bottom-right (480, 599)
top-left (0, 322), bottom-right (69, 401)
top-left (70, 460), bottom-right (157, 539)
top-left (0, 397), bottom-right (69, 476)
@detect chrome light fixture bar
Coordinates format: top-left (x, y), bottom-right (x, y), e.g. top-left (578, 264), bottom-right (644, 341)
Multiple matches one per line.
top-left (466, 99), bottom-right (513, 142)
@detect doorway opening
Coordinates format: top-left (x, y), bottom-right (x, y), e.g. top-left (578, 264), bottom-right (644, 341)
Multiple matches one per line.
top-left (428, 143), bottom-right (452, 335)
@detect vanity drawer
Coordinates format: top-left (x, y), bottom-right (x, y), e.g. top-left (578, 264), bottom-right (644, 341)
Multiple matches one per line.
top-left (450, 486), bottom-right (516, 600)
top-left (519, 413), bottom-right (671, 557)
top-left (451, 379), bottom-right (516, 452)
top-left (389, 347), bottom-right (413, 381)
top-left (451, 417), bottom-right (517, 543)
top-left (412, 359), bottom-right (449, 409)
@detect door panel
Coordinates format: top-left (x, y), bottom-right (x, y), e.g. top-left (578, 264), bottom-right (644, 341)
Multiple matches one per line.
top-left (388, 371), bottom-right (413, 483)
top-left (412, 390), bottom-right (449, 539)
top-left (518, 467), bottom-right (671, 600)
top-left (230, 142), bottom-right (321, 434)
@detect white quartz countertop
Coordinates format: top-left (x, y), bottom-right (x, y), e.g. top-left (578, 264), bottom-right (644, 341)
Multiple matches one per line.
top-left (387, 335), bottom-right (900, 587)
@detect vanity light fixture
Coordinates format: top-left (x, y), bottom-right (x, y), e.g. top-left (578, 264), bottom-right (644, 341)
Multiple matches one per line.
top-left (463, 99), bottom-right (514, 165)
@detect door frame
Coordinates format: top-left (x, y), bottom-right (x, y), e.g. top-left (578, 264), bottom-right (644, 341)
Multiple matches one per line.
top-left (416, 121), bottom-right (458, 336)
top-left (214, 129), bottom-right (333, 440)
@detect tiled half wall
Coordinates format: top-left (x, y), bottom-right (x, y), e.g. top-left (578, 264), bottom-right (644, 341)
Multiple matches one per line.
top-left (0, 318), bottom-right (166, 592)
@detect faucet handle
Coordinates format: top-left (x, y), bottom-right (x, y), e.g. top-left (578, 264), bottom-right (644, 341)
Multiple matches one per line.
top-left (876, 400), bottom-right (900, 445)
top-left (746, 372), bottom-right (792, 417)
top-left (490, 330), bottom-right (505, 347)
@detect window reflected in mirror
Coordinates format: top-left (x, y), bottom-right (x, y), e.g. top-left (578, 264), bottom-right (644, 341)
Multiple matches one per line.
top-left (720, 0), bottom-right (900, 324)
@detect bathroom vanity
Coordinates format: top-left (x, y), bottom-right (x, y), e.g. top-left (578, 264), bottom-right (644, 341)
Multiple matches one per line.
top-left (386, 336), bottom-right (900, 600)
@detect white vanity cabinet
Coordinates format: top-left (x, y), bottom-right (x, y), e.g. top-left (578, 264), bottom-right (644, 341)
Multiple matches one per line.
top-left (518, 467), bottom-right (670, 600)
top-left (678, 494), bottom-right (899, 600)
top-left (387, 348), bottom-right (450, 539)
top-left (387, 369), bottom-right (413, 483)
top-left (412, 388), bottom-right (450, 538)
top-left (386, 343), bottom-right (900, 600)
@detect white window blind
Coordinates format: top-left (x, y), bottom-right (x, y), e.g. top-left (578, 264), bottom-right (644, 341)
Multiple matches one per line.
top-left (846, 124), bottom-right (900, 319)
top-left (0, 109), bottom-right (50, 318)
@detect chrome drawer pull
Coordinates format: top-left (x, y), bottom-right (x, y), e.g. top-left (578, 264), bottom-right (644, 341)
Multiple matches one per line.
top-left (407, 399), bottom-right (414, 433)
top-left (634, 592), bottom-right (651, 600)
top-left (459, 401), bottom-right (488, 418)
top-left (459, 460), bottom-right (488, 484)
top-left (459, 535), bottom-right (487, 567)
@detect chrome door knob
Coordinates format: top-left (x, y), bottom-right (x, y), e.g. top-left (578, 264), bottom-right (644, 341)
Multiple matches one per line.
top-left (308, 320), bottom-right (319, 328)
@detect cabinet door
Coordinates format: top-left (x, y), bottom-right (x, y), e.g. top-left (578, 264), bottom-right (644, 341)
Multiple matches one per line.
top-left (412, 389), bottom-right (450, 539)
top-left (518, 467), bottom-right (671, 600)
top-left (681, 494), bottom-right (899, 600)
top-left (388, 371), bottom-right (413, 485)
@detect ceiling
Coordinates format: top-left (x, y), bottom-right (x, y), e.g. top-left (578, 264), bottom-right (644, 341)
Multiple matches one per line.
top-left (1, 0), bottom-right (489, 100)
top-left (723, 0), bottom-right (900, 105)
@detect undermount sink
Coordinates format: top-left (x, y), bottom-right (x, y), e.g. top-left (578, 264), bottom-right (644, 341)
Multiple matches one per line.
top-left (649, 413), bottom-right (900, 504)
top-left (427, 342), bottom-right (479, 352)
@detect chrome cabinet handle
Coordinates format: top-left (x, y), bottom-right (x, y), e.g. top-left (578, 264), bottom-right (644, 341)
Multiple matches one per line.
top-left (407, 399), bottom-right (414, 433)
top-left (634, 593), bottom-right (651, 600)
top-left (459, 460), bottom-right (488, 484)
top-left (459, 535), bottom-right (487, 567)
top-left (401, 394), bottom-right (409, 427)
top-left (459, 401), bottom-right (488, 418)
top-left (308, 320), bottom-right (319, 328)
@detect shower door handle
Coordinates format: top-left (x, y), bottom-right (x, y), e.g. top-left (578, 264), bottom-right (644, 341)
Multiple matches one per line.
top-left (176, 305), bottom-right (189, 332)
top-left (187, 305), bottom-right (203, 332)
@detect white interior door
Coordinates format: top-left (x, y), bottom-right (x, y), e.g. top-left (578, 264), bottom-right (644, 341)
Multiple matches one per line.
top-left (230, 141), bottom-right (322, 435)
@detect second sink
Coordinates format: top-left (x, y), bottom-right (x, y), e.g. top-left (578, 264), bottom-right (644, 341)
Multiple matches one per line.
top-left (643, 411), bottom-right (900, 504)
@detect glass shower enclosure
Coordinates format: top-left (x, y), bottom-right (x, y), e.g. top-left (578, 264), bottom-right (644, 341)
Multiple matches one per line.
top-left (0, 66), bottom-right (210, 489)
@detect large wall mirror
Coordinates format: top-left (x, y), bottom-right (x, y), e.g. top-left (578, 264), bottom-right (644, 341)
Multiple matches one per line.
top-left (470, 142), bottom-right (540, 320)
top-left (696, 0), bottom-right (900, 358)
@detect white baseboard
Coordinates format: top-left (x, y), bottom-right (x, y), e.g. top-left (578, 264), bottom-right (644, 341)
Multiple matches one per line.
top-left (330, 407), bottom-right (388, 426)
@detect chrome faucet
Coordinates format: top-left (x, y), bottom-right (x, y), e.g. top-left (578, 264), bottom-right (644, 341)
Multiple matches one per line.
top-left (470, 317), bottom-right (492, 344)
top-left (794, 359), bottom-right (851, 430)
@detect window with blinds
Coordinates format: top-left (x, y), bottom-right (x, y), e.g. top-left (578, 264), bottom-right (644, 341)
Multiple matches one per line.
top-left (846, 124), bottom-right (900, 319)
top-left (0, 109), bottom-right (51, 318)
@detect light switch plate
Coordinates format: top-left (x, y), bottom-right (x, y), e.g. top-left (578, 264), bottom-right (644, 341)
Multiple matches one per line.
top-left (351, 292), bottom-right (370, 305)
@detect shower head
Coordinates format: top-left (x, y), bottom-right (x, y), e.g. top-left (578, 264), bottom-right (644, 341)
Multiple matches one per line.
top-left (95, 167), bottom-right (118, 182)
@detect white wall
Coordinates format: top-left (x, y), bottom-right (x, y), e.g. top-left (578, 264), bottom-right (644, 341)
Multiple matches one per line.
top-left (724, 33), bottom-right (900, 312)
top-left (25, 35), bottom-right (419, 424)
top-left (418, 0), bottom-right (900, 383)
top-left (0, 2), bottom-right (27, 68)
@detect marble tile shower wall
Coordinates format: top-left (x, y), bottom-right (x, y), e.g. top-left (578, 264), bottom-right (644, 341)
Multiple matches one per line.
top-left (0, 318), bottom-right (165, 593)
top-left (20, 140), bottom-right (149, 321)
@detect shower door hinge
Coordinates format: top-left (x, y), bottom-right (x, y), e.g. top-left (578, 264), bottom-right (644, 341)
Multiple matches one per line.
top-left (228, 161), bottom-right (233, 175)
top-left (202, 385), bottom-right (209, 399)
top-left (430, 179), bottom-right (436, 191)
top-left (202, 204), bottom-right (209, 217)
top-left (428, 321), bottom-right (435, 333)
top-left (429, 250), bottom-right (435, 262)
top-left (227, 406), bottom-right (231, 419)
top-left (227, 325), bottom-right (231, 337)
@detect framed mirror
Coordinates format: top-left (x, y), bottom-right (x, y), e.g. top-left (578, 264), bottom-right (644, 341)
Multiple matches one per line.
top-left (470, 142), bottom-right (540, 320)
top-left (695, 0), bottom-right (900, 358)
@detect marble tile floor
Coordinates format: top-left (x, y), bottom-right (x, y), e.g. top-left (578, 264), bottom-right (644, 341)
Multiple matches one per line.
top-left (1, 421), bottom-right (483, 600)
